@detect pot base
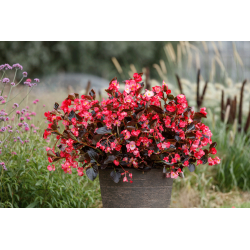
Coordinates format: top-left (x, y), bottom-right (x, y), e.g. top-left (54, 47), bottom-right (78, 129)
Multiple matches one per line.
top-left (99, 168), bottom-right (173, 208)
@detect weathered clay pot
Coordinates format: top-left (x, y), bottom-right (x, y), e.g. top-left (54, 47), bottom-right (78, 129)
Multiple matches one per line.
top-left (99, 168), bottom-right (173, 208)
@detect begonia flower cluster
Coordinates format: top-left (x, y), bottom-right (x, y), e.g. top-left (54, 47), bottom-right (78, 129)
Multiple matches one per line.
top-left (43, 73), bottom-right (220, 183)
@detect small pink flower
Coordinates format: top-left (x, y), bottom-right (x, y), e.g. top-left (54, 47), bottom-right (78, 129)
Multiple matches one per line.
top-left (162, 142), bottom-right (170, 149)
top-left (129, 141), bottom-right (136, 151)
top-left (208, 157), bottom-right (215, 166)
top-left (163, 156), bottom-right (169, 162)
top-left (131, 130), bottom-right (140, 137)
top-left (123, 176), bottom-right (128, 182)
top-left (124, 131), bottom-right (131, 140)
top-left (123, 157), bottom-right (128, 162)
top-left (113, 160), bottom-right (119, 166)
top-left (124, 96), bottom-right (133, 103)
top-left (171, 171), bottom-right (178, 179)
top-left (47, 165), bottom-right (55, 171)
top-left (210, 148), bottom-right (217, 154)
top-left (144, 90), bottom-right (154, 98)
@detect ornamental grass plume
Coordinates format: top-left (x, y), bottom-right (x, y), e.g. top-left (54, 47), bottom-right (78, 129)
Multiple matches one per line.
top-left (43, 73), bottom-right (220, 183)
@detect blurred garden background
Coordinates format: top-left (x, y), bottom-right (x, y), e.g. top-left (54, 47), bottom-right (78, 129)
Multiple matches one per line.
top-left (1, 41), bottom-right (250, 208)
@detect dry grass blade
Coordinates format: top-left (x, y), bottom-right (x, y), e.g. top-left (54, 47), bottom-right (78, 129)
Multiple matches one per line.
top-left (153, 63), bottom-right (166, 81)
top-left (211, 41), bottom-right (221, 58)
top-left (166, 43), bottom-right (176, 63)
top-left (200, 81), bottom-right (208, 107)
top-left (224, 105), bottom-right (231, 124)
top-left (67, 85), bottom-right (75, 95)
top-left (244, 102), bottom-right (250, 133)
top-left (201, 41), bottom-right (208, 53)
top-left (175, 74), bottom-right (183, 95)
top-left (111, 57), bottom-right (123, 74)
top-left (195, 53), bottom-right (200, 70)
top-left (85, 81), bottom-right (91, 95)
top-left (214, 55), bottom-right (225, 72)
top-left (98, 90), bottom-right (102, 102)
top-left (177, 44), bottom-right (182, 67)
top-left (197, 69), bottom-right (201, 108)
top-left (179, 41), bottom-right (187, 55)
top-left (130, 64), bottom-right (137, 74)
top-left (159, 60), bottom-right (167, 74)
top-left (145, 67), bottom-right (151, 90)
top-left (221, 90), bottom-right (224, 121)
top-left (238, 79), bottom-right (247, 132)
top-left (232, 42), bottom-right (244, 67)
top-left (229, 96), bottom-right (237, 124)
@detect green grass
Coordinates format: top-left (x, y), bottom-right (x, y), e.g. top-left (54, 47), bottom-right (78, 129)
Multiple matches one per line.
top-left (0, 132), bottom-right (102, 208)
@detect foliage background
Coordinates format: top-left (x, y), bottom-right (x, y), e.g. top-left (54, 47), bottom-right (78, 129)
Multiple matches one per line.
top-left (0, 42), bottom-right (174, 80)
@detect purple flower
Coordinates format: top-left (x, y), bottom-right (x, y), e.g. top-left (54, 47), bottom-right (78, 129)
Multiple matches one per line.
top-left (2, 78), bottom-right (10, 84)
top-left (34, 78), bottom-right (40, 83)
top-left (0, 64), bottom-right (12, 71)
top-left (11, 82), bottom-right (15, 86)
top-left (0, 96), bottom-right (4, 101)
top-left (13, 103), bottom-right (19, 108)
top-left (22, 72), bottom-right (28, 77)
top-left (0, 127), bottom-right (6, 132)
top-left (26, 159), bottom-right (29, 162)
top-left (12, 63), bottom-right (23, 70)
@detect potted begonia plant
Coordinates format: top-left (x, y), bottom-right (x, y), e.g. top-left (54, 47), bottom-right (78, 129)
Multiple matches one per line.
top-left (43, 73), bottom-right (220, 208)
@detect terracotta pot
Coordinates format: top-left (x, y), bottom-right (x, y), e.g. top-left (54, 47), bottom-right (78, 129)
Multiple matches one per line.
top-left (99, 168), bottom-right (173, 208)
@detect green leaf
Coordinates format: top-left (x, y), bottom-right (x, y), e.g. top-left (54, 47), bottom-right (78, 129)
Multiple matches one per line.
top-left (167, 94), bottom-right (174, 100)
top-left (110, 170), bottom-right (121, 183)
top-left (36, 180), bottom-right (43, 186)
top-left (104, 155), bottom-right (116, 164)
top-left (7, 184), bottom-right (12, 198)
top-left (86, 168), bottom-right (98, 181)
top-left (149, 105), bottom-right (163, 114)
top-left (188, 164), bottom-right (195, 172)
top-left (26, 201), bottom-right (39, 208)
top-left (95, 126), bottom-right (112, 135)
top-left (87, 148), bottom-right (99, 161)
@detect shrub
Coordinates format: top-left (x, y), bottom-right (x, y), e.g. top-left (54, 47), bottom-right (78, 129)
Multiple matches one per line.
top-left (43, 73), bottom-right (221, 184)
